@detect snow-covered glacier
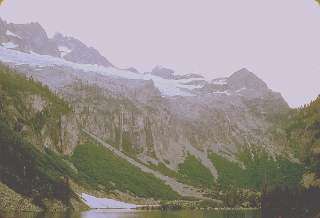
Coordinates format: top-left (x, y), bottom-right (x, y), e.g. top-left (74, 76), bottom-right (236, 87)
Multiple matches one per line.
top-left (0, 46), bottom-right (205, 97)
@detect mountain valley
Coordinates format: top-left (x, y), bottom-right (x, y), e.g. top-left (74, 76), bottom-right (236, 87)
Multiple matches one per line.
top-left (0, 17), bottom-right (319, 217)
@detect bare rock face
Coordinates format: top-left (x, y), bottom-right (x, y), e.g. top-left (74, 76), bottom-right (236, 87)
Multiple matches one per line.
top-left (5, 21), bottom-right (59, 56)
top-left (0, 17), bottom-right (290, 178)
top-left (60, 114), bottom-right (80, 154)
top-left (150, 66), bottom-right (176, 79)
top-left (0, 18), bottom-right (113, 67)
top-left (22, 94), bottom-right (80, 155)
top-left (228, 68), bottom-right (268, 91)
top-left (0, 18), bottom-right (7, 41)
top-left (149, 66), bottom-right (204, 81)
top-left (0, 79), bottom-right (80, 155)
top-left (55, 68), bottom-right (288, 174)
top-left (27, 95), bottom-right (47, 113)
top-left (53, 33), bottom-right (113, 67)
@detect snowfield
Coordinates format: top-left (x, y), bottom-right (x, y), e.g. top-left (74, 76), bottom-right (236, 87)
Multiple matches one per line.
top-left (80, 193), bottom-right (138, 209)
top-left (6, 30), bottom-right (22, 39)
top-left (211, 91), bottom-right (231, 96)
top-left (58, 46), bottom-right (72, 57)
top-left (212, 78), bottom-right (227, 85)
top-left (1, 42), bottom-right (18, 49)
top-left (0, 45), bottom-right (205, 97)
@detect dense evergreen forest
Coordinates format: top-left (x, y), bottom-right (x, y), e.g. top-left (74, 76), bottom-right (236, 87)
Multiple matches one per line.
top-left (261, 97), bottom-right (320, 218)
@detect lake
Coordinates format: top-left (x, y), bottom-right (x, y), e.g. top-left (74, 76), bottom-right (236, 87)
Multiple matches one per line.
top-left (0, 209), bottom-right (261, 218)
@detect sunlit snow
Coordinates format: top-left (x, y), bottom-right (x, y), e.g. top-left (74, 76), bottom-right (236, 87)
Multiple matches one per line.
top-left (236, 87), bottom-right (247, 93)
top-left (1, 42), bottom-right (18, 49)
top-left (80, 193), bottom-right (137, 209)
top-left (58, 46), bottom-right (72, 57)
top-left (6, 30), bottom-right (22, 39)
top-left (211, 91), bottom-right (231, 96)
top-left (0, 46), bottom-right (205, 96)
top-left (212, 78), bottom-right (227, 85)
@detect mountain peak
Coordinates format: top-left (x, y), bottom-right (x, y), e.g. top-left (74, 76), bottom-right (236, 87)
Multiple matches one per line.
top-left (52, 32), bottom-right (113, 67)
top-left (228, 68), bottom-right (268, 91)
top-left (125, 67), bottom-right (140, 74)
top-left (150, 66), bottom-right (175, 79)
top-left (230, 68), bottom-right (256, 78)
top-left (0, 17), bottom-right (114, 67)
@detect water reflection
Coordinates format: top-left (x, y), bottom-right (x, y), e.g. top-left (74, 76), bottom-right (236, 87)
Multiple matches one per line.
top-left (0, 209), bottom-right (261, 218)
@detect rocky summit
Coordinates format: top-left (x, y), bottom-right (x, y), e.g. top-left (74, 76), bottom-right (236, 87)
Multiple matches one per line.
top-left (0, 17), bottom-right (303, 212)
top-left (0, 17), bottom-right (289, 173)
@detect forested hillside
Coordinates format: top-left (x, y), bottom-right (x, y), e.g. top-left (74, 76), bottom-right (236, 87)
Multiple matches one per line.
top-left (0, 64), bottom-right (81, 210)
top-left (0, 64), bottom-right (182, 211)
top-left (262, 96), bottom-right (320, 218)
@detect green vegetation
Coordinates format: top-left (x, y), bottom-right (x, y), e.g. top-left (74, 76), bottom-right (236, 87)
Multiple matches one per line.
top-left (0, 64), bottom-right (80, 209)
top-left (149, 159), bottom-right (218, 190)
top-left (0, 181), bottom-right (40, 211)
top-left (239, 147), bottom-right (303, 189)
top-left (159, 199), bottom-right (223, 210)
top-left (148, 162), bottom-right (180, 179)
top-left (284, 96), bottom-right (320, 165)
top-left (0, 64), bottom-right (71, 151)
top-left (0, 119), bottom-right (77, 209)
top-left (177, 154), bottom-right (215, 188)
top-left (0, 65), bottom-right (70, 116)
top-left (209, 153), bottom-right (246, 188)
top-left (150, 154), bottom-right (219, 190)
top-left (209, 149), bottom-right (303, 208)
top-left (260, 96), bottom-right (320, 217)
top-left (209, 148), bottom-right (304, 190)
top-left (71, 143), bottom-right (180, 200)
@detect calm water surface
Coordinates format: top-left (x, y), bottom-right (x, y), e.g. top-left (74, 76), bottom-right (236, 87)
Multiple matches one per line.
top-left (0, 209), bottom-right (261, 218)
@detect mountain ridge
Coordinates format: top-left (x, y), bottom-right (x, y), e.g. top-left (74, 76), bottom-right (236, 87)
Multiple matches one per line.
top-left (0, 17), bottom-right (290, 170)
top-left (0, 17), bottom-right (288, 102)
top-left (0, 17), bottom-right (300, 211)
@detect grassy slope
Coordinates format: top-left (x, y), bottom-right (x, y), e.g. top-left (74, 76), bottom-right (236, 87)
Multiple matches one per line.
top-left (0, 65), bottom-right (69, 113)
top-left (0, 64), bottom-right (180, 203)
top-left (209, 148), bottom-right (303, 190)
top-left (0, 64), bottom-right (71, 151)
top-left (0, 64), bottom-right (81, 209)
top-left (209, 153), bottom-right (246, 188)
top-left (177, 154), bottom-right (215, 189)
top-left (148, 162), bottom-right (181, 180)
top-left (0, 119), bottom-right (78, 209)
top-left (71, 143), bottom-right (180, 200)
top-left (149, 154), bottom-right (216, 190)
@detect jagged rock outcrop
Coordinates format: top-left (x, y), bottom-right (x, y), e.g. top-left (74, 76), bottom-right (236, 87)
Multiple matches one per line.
top-left (150, 66), bottom-right (176, 79)
top-left (53, 33), bottom-right (113, 67)
top-left (0, 17), bottom-right (112, 67)
top-left (0, 65), bottom-right (80, 155)
top-left (149, 66), bottom-right (204, 80)
top-left (3, 20), bottom-right (59, 56)
top-left (0, 18), bottom-right (290, 178)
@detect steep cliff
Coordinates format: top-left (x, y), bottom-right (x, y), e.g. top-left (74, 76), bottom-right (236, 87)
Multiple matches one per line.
top-left (0, 18), bottom-right (296, 202)
top-left (0, 64), bottom-right (80, 154)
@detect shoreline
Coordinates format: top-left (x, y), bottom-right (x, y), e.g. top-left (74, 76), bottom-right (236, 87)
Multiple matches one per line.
top-left (0, 207), bottom-right (261, 213)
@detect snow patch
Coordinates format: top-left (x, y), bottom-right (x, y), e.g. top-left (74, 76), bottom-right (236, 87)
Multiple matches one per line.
top-left (236, 87), bottom-right (247, 93)
top-left (211, 91), bottom-right (231, 96)
top-left (58, 46), bottom-right (72, 57)
top-left (0, 46), bottom-right (205, 97)
top-left (6, 30), bottom-right (22, 39)
top-left (80, 193), bottom-right (137, 209)
top-left (1, 42), bottom-right (18, 49)
top-left (212, 78), bottom-right (227, 85)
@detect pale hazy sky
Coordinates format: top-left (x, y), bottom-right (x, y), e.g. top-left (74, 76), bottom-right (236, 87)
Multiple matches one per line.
top-left (1, 0), bottom-right (320, 107)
